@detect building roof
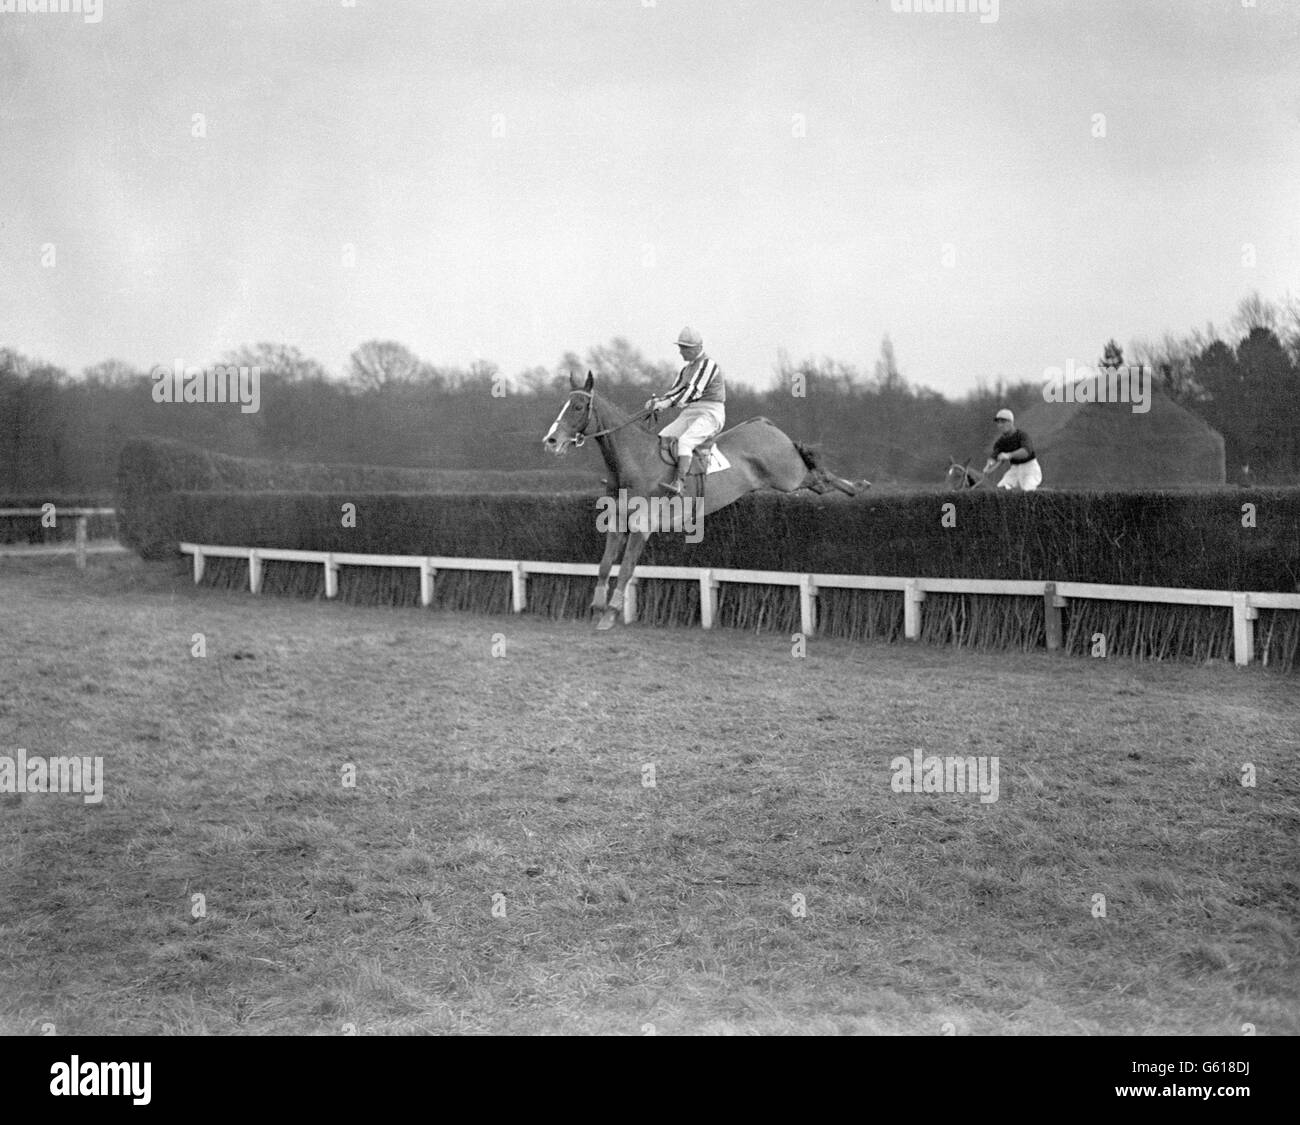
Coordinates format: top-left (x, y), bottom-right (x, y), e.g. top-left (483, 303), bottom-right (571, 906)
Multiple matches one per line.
top-left (1009, 382), bottom-right (1225, 488)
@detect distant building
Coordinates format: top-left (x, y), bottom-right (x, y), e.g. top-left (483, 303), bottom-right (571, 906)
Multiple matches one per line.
top-left (1015, 385), bottom-right (1225, 488)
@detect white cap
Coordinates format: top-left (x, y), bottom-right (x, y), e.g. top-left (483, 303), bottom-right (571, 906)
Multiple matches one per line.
top-left (995, 409), bottom-right (1014, 423)
top-left (676, 326), bottom-right (703, 348)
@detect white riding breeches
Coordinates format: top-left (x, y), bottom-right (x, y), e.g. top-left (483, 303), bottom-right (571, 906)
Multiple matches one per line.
top-left (659, 402), bottom-right (724, 458)
top-left (998, 459), bottom-right (1043, 490)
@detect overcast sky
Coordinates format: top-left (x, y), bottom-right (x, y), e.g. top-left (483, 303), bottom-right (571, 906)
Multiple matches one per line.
top-left (2, 0), bottom-right (1297, 394)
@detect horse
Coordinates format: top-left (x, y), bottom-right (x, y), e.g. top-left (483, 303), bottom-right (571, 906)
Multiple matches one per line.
top-left (542, 370), bottom-right (863, 630)
top-left (945, 458), bottom-right (989, 491)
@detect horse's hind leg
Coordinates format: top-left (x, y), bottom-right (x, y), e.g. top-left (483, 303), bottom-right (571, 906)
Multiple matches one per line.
top-left (798, 467), bottom-right (858, 496)
top-left (597, 531), bottom-right (648, 631)
top-left (592, 530), bottom-right (626, 614)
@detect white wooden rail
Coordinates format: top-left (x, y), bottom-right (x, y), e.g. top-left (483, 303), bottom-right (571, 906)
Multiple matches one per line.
top-left (178, 542), bottom-right (1300, 668)
top-left (0, 508), bottom-right (123, 569)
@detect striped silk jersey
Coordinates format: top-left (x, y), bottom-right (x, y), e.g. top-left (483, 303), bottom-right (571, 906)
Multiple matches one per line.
top-left (664, 354), bottom-right (726, 406)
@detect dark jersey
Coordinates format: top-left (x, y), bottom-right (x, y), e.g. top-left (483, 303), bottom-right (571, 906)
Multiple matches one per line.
top-left (992, 429), bottom-right (1035, 461)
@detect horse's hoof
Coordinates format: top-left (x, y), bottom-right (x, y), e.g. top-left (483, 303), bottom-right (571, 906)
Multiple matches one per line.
top-left (596, 611), bottom-right (616, 631)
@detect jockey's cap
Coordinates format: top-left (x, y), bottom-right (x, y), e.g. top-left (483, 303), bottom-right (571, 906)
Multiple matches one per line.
top-left (676, 326), bottom-right (703, 349)
top-left (995, 408), bottom-right (1014, 423)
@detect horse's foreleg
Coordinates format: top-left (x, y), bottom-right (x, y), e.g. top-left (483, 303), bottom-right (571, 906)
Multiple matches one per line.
top-left (592, 530), bottom-right (626, 614)
top-left (597, 531), bottom-right (649, 630)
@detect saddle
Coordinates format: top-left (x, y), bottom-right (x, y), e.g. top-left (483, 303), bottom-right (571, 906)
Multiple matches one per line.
top-left (657, 436), bottom-right (715, 471)
top-left (657, 437), bottom-right (716, 499)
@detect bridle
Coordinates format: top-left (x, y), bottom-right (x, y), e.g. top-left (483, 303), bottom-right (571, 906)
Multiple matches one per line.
top-left (947, 461), bottom-right (984, 490)
top-left (560, 389), bottom-right (656, 446)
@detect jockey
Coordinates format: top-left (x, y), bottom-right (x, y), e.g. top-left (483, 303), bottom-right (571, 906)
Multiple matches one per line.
top-left (646, 327), bottom-right (726, 494)
top-left (983, 408), bottom-right (1042, 490)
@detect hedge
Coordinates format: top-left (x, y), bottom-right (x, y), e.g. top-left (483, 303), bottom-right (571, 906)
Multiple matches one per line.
top-left (116, 436), bottom-right (599, 557)
top-left (147, 487), bottom-right (1300, 592)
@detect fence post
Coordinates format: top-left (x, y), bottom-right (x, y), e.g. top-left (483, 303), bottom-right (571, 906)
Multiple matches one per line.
top-left (74, 516), bottom-right (87, 570)
top-left (249, 549), bottom-right (262, 595)
top-left (192, 547), bottom-right (205, 584)
top-left (1043, 581), bottom-right (1064, 652)
top-left (623, 577), bottom-right (638, 625)
top-left (904, 579), bottom-right (925, 640)
top-left (420, 560), bottom-right (436, 607)
top-left (324, 554), bottom-right (338, 599)
top-left (511, 563), bottom-right (527, 613)
top-left (699, 569), bottom-right (718, 629)
top-left (799, 574), bottom-right (817, 637)
top-left (1232, 593), bottom-right (1257, 667)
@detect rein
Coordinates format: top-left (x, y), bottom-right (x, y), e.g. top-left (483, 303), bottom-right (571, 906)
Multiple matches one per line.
top-left (566, 389), bottom-right (656, 444)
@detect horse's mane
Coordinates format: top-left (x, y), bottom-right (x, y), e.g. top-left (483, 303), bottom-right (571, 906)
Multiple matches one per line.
top-left (589, 388), bottom-right (656, 434)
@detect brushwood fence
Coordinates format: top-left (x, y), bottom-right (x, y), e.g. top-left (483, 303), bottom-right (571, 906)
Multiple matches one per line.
top-left (178, 542), bottom-right (1300, 669)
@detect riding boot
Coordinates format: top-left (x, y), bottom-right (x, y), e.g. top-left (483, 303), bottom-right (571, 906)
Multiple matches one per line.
top-left (666, 454), bottom-right (691, 494)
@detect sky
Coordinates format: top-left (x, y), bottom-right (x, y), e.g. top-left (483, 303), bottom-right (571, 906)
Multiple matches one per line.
top-left (1, 0), bottom-right (1298, 396)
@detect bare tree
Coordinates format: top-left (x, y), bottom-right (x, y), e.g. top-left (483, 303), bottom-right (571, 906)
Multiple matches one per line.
top-left (1282, 293), bottom-right (1300, 365)
top-left (583, 337), bottom-right (674, 389)
top-left (223, 343), bottom-right (328, 383)
top-left (81, 359), bottom-right (143, 386)
top-left (873, 335), bottom-right (905, 393)
top-left (1230, 291), bottom-right (1278, 337)
top-left (1130, 333), bottom-right (1202, 402)
top-left (348, 340), bottom-right (423, 391)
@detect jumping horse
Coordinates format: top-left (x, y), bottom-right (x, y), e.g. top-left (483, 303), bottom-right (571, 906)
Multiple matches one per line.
top-left (543, 371), bottom-right (862, 630)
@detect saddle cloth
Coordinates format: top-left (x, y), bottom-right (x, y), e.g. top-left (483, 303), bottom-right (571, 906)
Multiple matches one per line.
top-left (659, 439), bottom-right (731, 476)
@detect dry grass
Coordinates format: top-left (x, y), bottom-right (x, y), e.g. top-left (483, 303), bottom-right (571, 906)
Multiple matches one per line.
top-left (0, 554), bottom-right (1296, 1035)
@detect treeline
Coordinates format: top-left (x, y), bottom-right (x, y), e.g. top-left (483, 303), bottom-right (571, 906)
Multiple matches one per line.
top-left (1129, 292), bottom-right (1300, 484)
top-left (2, 294), bottom-right (1298, 493)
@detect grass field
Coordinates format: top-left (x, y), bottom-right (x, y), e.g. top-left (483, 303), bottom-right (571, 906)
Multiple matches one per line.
top-left (1, 554), bottom-right (1297, 1035)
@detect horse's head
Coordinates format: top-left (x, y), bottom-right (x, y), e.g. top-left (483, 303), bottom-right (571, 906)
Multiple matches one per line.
top-left (542, 370), bottom-right (596, 455)
top-left (946, 458), bottom-right (982, 490)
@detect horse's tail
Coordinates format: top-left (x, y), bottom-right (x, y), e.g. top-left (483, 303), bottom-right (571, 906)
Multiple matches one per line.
top-left (793, 440), bottom-right (861, 496)
top-left (793, 440), bottom-right (822, 472)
